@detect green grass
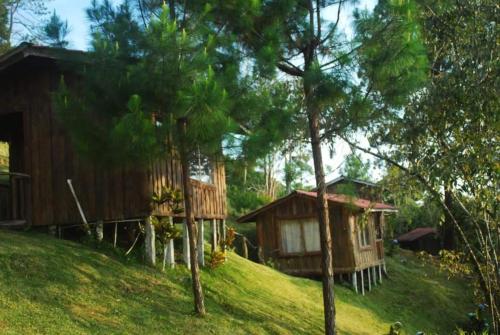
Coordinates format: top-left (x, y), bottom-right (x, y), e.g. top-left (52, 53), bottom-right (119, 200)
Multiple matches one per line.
top-left (0, 230), bottom-right (473, 334)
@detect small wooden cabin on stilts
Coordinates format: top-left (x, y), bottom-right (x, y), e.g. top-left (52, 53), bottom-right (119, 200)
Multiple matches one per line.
top-left (238, 184), bottom-right (396, 295)
top-left (0, 43), bottom-right (227, 268)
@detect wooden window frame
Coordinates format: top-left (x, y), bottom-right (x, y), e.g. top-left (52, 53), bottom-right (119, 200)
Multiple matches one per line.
top-left (277, 217), bottom-right (321, 257)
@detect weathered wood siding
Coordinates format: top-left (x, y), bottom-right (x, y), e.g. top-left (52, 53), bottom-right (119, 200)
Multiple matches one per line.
top-left (348, 211), bottom-right (383, 270)
top-left (256, 196), bottom-right (367, 275)
top-left (0, 56), bottom-right (227, 226)
top-left (255, 194), bottom-right (384, 276)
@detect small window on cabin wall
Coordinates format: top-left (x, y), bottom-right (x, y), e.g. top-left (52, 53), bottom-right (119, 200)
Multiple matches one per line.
top-left (357, 214), bottom-right (371, 247)
top-left (280, 218), bottom-right (321, 254)
top-left (374, 212), bottom-right (382, 240)
top-left (189, 146), bottom-right (214, 184)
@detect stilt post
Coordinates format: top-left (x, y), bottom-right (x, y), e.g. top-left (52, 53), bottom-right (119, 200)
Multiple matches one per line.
top-left (352, 271), bottom-right (358, 294)
top-left (367, 267), bottom-right (372, 292)
top-left (183, 220), bottom-right (191, 269)
top-left (361, 270), bottom-right (365, 296)
top-left (211, 219), bottom-right (217, 253)
top-left (113, 222), bottom-right (118, 248)
top-left (96, 220), bottom-right (104, 242)
top-left (220, 219), bottom-right (226, 251)
top-left (378, 264), bottom-right (383, 283)
top-left (372, 266), bottom-right (377, 287)
top-left (197, 219), bottom-right (205, 266)
top-left (241, 236), bottom-right (248, 259)
top-left (164, 217), bottom-right (175, 270)
top-left (145, 216), bottom-right (156, 266)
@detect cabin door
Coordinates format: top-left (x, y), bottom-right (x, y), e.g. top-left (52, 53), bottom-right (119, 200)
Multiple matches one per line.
top-left (0, 112), bottom-right (30, 223)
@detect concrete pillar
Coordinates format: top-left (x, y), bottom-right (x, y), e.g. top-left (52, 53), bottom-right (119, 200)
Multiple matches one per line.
top-left (165, 217), bottom-right (175, 269)
top-left (211, 219), bottom-right (218, 253)
top-left (197, 219), bottom-right (205, 266)
top-left (352, 272), bottom-right (358, 294)
top-left (95, 220), bottom-right (104, 242)
top-left (183, 220), bottom-right (191, 269)
top-left (145, 216), bottom-right (156, 266)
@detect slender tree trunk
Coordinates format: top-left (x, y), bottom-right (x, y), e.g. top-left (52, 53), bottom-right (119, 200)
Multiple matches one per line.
top-left (177, 117), bottom-right (206, 316)
top-left (304, 80), bottom-right (336, 334)
top-left (442, 184), bottom-right (455, 250)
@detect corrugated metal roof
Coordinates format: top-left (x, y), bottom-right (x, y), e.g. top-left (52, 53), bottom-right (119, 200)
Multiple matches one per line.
top-left (397, 227), bottom-right (438, 242)
top-left (237, 190), bottom-right (397, 223)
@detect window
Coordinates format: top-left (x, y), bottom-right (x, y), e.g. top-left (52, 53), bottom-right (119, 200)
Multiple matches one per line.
top-left (357, 215), bottom-right (371, 247)
top-left (280, 218), bottom-right (321, 254)
top-left (189, 146), bottom-right (213, 184)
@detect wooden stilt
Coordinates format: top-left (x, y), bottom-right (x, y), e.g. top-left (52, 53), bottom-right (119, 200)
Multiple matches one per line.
top-left (241, 236), bottom-right (248, 259)
top-left (372, 266), bottom-right (377, 286)
top-left (197, 219), bottom-right (205, 266)
top-left (378, 264), bottom-right (383, 283)
top-left (361, 270), bottom-right (365, 296)
top-left (183, 220), bottom-right (191, 269)
top-left (339, 273), bottom-right (343, 282)
top-left (211, 219), bottom-right (217, 253)
top-left (383, 261), bottom-right (387, 275)
top-left (221, 219), bottom-right (226, 250)
top-left (113, 222), bottom-right (118, 248)
top-left (352, 272), bottom-right (358, 294)
top-left (257, 246), bottom-right (265, 264)
top-left (145, 216), bottom-right (156, 266)
top-left (367, 267), bottom-right (372, 291)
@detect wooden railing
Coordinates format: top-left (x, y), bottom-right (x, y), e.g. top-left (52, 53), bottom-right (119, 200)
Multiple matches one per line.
top-left (0, 172), bottom-right (30, 222)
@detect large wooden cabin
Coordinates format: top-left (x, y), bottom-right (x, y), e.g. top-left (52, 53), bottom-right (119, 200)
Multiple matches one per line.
top-left (0, 43), bottom-right (227, 231)
top-left (238, 188), bottom-right (396, 294)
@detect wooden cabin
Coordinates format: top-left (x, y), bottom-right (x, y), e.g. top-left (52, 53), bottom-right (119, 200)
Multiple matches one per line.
top-left (237, 190), bottom-right (396, 294)
top-left (0, 43), bottom-right (227, 235)
top-left (397, 227), bottom-right (440, 255)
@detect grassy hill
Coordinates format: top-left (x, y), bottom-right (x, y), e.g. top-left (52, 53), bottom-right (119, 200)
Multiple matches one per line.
top-left (0, 230), bottom-right (473, 335)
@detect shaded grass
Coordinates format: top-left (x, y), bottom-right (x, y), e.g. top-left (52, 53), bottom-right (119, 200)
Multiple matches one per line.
top-left (0, 230), bottom-right (473, 334)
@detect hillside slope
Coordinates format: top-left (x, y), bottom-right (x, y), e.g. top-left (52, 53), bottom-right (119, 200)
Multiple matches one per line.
top-left (0, 230), bottom-right (473, 334)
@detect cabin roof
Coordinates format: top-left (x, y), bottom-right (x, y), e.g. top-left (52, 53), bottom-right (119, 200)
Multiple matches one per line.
top-left (237, 190), bottom-right (396, 223)
top-left (325, 175), bottom-right (378, 188)
top-left (397, 227), bottom-right (438, 242)
top-left (0, 42), bottom-right (87, 72)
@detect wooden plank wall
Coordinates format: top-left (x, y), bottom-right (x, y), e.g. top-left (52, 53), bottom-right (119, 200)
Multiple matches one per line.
top-left (256, 196), bottom-right (366, 275)
top-left (349, 211), bottom-right (382, 270)
top-left (150, 157), bottom-right (227, 219)
top-left (0, 59), bottom-right (226, 226)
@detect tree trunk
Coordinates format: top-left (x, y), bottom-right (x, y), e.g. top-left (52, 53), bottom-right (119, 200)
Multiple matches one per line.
top-left (177, 117), bottom-right (206, 316)
top-left (304, 81), bottom-right (336, 334)
top-left (442, 185), bottom-right (455, 250)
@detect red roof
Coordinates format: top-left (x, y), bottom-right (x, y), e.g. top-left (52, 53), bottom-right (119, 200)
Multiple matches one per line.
top-left (397, 227), bottom-right (438, 242)
top-left (237, 190), bottom-right (396, 223)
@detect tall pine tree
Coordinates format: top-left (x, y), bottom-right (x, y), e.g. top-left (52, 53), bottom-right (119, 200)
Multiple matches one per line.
top-left (213, 1), bottom-right (427, 333)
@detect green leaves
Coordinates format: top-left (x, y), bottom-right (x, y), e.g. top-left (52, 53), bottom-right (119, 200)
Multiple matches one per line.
top-left (355, 0), bottom-right (429, 107)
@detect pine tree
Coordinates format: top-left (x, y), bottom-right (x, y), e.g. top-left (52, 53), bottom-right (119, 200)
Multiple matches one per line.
top-left (213, 1), bottom-right (427, 333)
top-left (41, 10), bottom-right (69, 48)
top-left (56, 1), bottom-right (288, 317)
